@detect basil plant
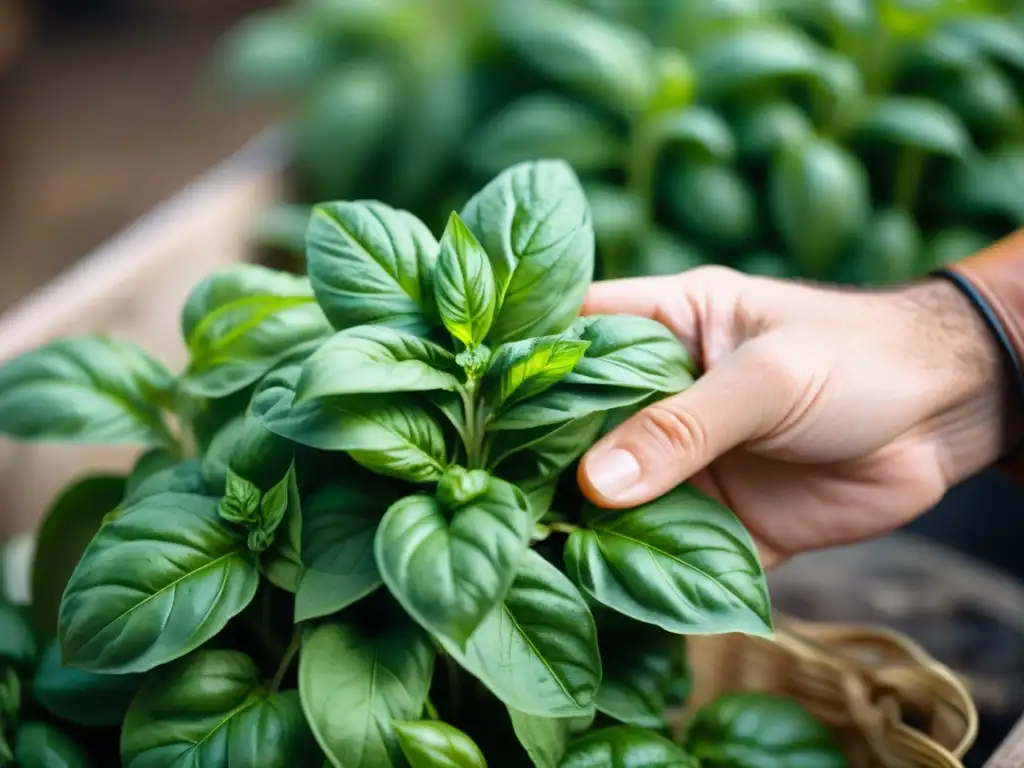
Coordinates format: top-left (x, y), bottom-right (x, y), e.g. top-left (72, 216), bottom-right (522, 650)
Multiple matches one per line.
top-left (0, 160), bottom-right (846, 767)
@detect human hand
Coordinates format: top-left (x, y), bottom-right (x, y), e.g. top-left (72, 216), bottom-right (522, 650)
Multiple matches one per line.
top-left (577, 266), bottom-right (1016, 568)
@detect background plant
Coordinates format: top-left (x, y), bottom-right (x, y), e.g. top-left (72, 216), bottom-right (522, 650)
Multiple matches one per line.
top-left (0, 160), bottom-right (847, 767)
top-left (217, 0), bottom-right (1024, 287)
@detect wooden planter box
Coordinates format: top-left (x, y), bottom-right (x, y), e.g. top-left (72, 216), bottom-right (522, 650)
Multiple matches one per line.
top-left (0, 128), bottom-right (1020, 767)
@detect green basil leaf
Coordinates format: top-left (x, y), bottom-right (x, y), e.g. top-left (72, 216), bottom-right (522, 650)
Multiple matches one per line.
top-left (247, 463), bottom-right (295, 553)
top-left (508, 709), bottom-right (593, 768)
top-left (439, 549), bottom-right (601, 717)
top-left (626, 230), bottom-right (707, 279)
top-left (120, 460), bottom-right (207, 509)
top-left (946, 145), bottom-right (1024, 225)
top-left (306, 201), bottom-right (439, 336)
top-left (733, 101), bottom-right (812, 164)
top-left (124, 449), bottom-right (177, 499)
top-left (735, 252), bottom-right (798, 279)
top-left (180, 262), bottom-right (332, 400)
top-left (58, 491), bottom-right (259, 674)
top-left (460, 160), bottom-right (594, 345)
top-left (565, 485), bottom-right (771, 636)
top-left (562, 725), bottom-right (697, 768)
top-left (813, 52), bottom-right (865, 133)
top-left (936, 61), bottom-right (1021, 145)
top-left (941, 16), bottom-right (1024, 73)
top-left (0, 337), bottom-right (174, 445)
top-left (684, 692), bottom-right (845, 768)
top-left (585, 184), bottom-right (646, 255)
top-left (33, 639), bottom-right (142, 728)
top-left (251, 202), bottom-right (313, 255)
top-left (837, 208), bottom-right (922, 286)
top-left (296, 326), bottom-right (459, 402)
top-left (922, 227), bottom-right (991, 270)
top-left (300, 616), bottom-right (434, 768)
top-left (221, 468), bottom-right (262, 526)
top-left (29, 474), bottom-right (126, 641)
top-left (497, 0), bottom-right (658, 113)
top-left (14, 722), bottom-right (92, 768)
top-left (0, 664), bottom-right (19, 729)
top-left (853, 96), bottom-right (971, 158)
top-left (466, 94), bottom-right (626, 177)
top-left (490, 385), bottom-right (651, 431)
top-left (435, 212), bottom-right (498, 349)
top-left (769, 137), bottom-right (870, 279)
top-left (376, 476), bottom-right (532, 647)
top-left (566, 315), bottom-right (696, 392)
top-left (204, 407), bottom-right (295, 498)
top-left (295, 482), bottom-right (397, 622)
top-left (642, 106), bottom-right (736, 163)
top-left (666, 162), bottom-right (758, 250)
top-left (254, 366), bottom-right (448, 483)
top-left (0, 600), bottom-right (35, 666)
top-left (121, 650), bottom-right (319, 768)
top-left (263, 466), bottom-right (304, 593)
top-left (393, 721), bottom-right (486, 768)
top-left (485, 334), bottom-right (590, 412)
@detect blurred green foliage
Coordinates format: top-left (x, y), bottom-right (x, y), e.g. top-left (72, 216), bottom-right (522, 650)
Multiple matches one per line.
top-left (216, 0), bottom-right (1024, 285)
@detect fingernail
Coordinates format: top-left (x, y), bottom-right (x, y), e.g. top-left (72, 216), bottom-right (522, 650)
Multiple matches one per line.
top-left (587, 449), bottom-right (641, 499)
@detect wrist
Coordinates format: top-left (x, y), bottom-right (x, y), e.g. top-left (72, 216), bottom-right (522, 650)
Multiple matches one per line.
top-left (902, 278), bottom-right (1021, 485)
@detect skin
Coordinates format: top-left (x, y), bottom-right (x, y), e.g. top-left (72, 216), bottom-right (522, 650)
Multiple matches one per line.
top-left (577, 266), bottom-right (1018, 569)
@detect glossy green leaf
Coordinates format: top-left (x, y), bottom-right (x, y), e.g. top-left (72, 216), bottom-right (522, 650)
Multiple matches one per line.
top-left (300, 617), bottom-right (434, 768)
top-left (0, 600), bottom-right (35, 666)
top-left (124, 449), bottom-right (177, 499)
top-left (262, 464), bottom-right (304, 593)
top-left (251, 202), bottom-right (312, 255)
top-left (735, 252), bottom-right (798, 279)
top-left (300, 0), bottom-right (406, 37)
top-left (644, 107), bottom-right (736, 163)
top-left (253, 366), bottom-right (448, 483)
top-left (694, 26), bottom-right (827, 101)
top-left (769, 137), bottom-right (870, 279)
top-left (942, 15), bottom-right (1024, 72)
top-left (121, 460), bottom-right (207, 509)
top-left (565, 485), bottom-right (771, 636)
top-left (393, 721), bottom-right (486, 768)
top-left (29, 474), bottom-right (126, 640)
top-left (376, 476), bottom-right (532, 647)
top-left (58, 491), bottom-right (259, 674)
top-left (435, 212), bottom-right (497, 349)
top-left (922, 228), bottom-right (991, 270)
top-left (684, 692), bottom-right (845, 768)
top-left (814, 52), bottom-right (865, 132)
top-left (733, 101), bottom-right (812, 163)
top-left (627, 230), bottom-right (707, 278)
top-left (585, 185), bottom-right (646, 253)
top-left (121, 650), bottom-right (319, 768)
top-left (900, 31), bottom-right (984, 81)
top-left (497, 0), bottom-right (658, 113)
top-left (490, 385), bottom-right (652, 431)
top-left (33, 639), bottom-right (142, 727)
top-left (666, 162), bottom-right (758, 250)
top-left (466, 94), bottom-right (625, 177)
top-left (295, 482), bottom-right (396, 622)
top-left (180, 264), bottom-right (332, 398)
top-left (439, 549), bottom-right (601, 717)
top-left (837, 208), bottom-right (922, 286)
top-left (947, 146), bottom-right (1024, 224)
top-left (14, 722), bottom-right (92, 768)
top-left (508, 709), bottom-right (593, 768)
top-left (0, 337), bottom-right (174, 445)
top-left (485, 334), bottom-right (590, 412)
top-left (296, 326), bottom-right (459, 403)
top-left (306, 200), bottom-right (439, 336)
top-left (459, 160), bottom-right (595, 345)
top-left (854, 96), bottom-right (971, 157)
top-left (937, 60), bottom-right (1021, 141)
top-left (562, 725), bottom-right (697, 768)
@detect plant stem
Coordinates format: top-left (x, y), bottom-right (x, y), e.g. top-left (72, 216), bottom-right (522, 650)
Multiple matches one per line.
top-left (459, 379), bottom-right (485, 470)
top-left (424, 697), bottom-right (439, 720)
top-left (548, 522), bottom-right (580, 535)
top-left (270, 628), bottom-right (302, 694)
top-left (893, 147), bottom-right (925, 212)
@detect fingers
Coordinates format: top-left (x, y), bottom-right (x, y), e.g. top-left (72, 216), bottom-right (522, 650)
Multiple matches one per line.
top-left (578, 338), bottom-right (800, 508)
top-left (581, 275), bottom-right (677, 318)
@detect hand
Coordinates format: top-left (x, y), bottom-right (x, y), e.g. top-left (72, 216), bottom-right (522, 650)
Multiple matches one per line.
top-left (577, 266), bottom-right (1015, 569)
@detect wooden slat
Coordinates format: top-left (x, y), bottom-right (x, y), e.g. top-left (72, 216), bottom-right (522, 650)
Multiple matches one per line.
top-left (985, 714), bottom-right (1024, 767)
top-left (0, 128), bottom-right (285, 537)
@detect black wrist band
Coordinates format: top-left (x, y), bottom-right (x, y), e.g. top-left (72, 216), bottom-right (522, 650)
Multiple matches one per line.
top-left (932, 267), bottom-right (1024, 456)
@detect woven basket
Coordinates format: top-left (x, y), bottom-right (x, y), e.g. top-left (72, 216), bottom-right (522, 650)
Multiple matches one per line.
top-left (684, 617), bottom-right (978, 768)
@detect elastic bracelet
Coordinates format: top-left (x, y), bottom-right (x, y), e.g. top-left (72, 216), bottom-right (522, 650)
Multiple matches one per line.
top-left (932, 267), bottom-right (1024, 457)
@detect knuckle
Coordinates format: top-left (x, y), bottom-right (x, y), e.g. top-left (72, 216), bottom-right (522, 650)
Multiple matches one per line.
top-left (635, 401), bottom-right (708, 460)
top-left (747, 343), bottom-right (803, 398)
top-left (683, 264), bottom-right (741, 286)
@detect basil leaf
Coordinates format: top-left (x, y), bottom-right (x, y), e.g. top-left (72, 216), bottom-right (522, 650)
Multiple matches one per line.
top-left (565, 315), bottom-right (696, 391)
top-left (853, 96), bottom-right (971, 158)
top-left (508, 709), bottom-right (593, 768)
top-left (295, 482), bottom-right (397, 622)
top-left (460, 160), bottom-right (594, 345)
top-left (300, 617), bottom-right (434, 768)
top-left (33, 639), bottom-right (142, 728)
top-left (666, 163), bottom-right (758, 251)
top-left (640, 106), bottom-right (737, 164)
top-left (733, 101), bottom-right (812, 164)
top-left (393, 721), bottom-right (486, 768)
top-left (14, 722), bottom-right (92, 768)
top-left (180, 264), bottom-right (332, 398)
top-left (497, 0), bottom-right (658, 113)
top-left (306, 201), bottom-right (439, 336)
top-left (376, 475), bottom-right (532, 647)
top-left (562, 725), bottom-right (697, 768)
top-left (684, 692), bottom-right (845, 768)
top-left (296, 326), bottom-right (459, 402)
top-left (263, 466), bottom-right (304, 593)
top-left (942, 16), bottom-right (1024, 72)
top-left (564, 485), bottom-right (772, 636)
top-left (121, 460), bottom-right (207, 509)
top-left (29, 474), bottom-right (126, 641)
top-left (440, 549), bottom-right (601, 717)
top-left (466, 94), bottom-right (626, 177)
top-left (489, 385), bottom-right (646, 430)
top-left (0, 600), bottom-right (35, 666)
top-left (254, 367), bottom-right (448, 483)
top-left (435, 212), bottom-right (497, 349)
top-left (121, 650), bottom-right (319, 768)
top-left (124, 449), bottom-right (177, 499)
top-left (59, 491), bottom-right (259, 674)
top-left (485, 334), bottom-right (590, 413)
top-left (0, 337), bottom-right (174, 445)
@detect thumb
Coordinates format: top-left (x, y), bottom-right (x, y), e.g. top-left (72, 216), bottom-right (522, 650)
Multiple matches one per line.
top-left (578, 337), bottom-right (799, 508)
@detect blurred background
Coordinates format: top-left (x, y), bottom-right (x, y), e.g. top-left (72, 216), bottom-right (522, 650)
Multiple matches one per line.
top-left (4, 1), bottom-right (1024, 764)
